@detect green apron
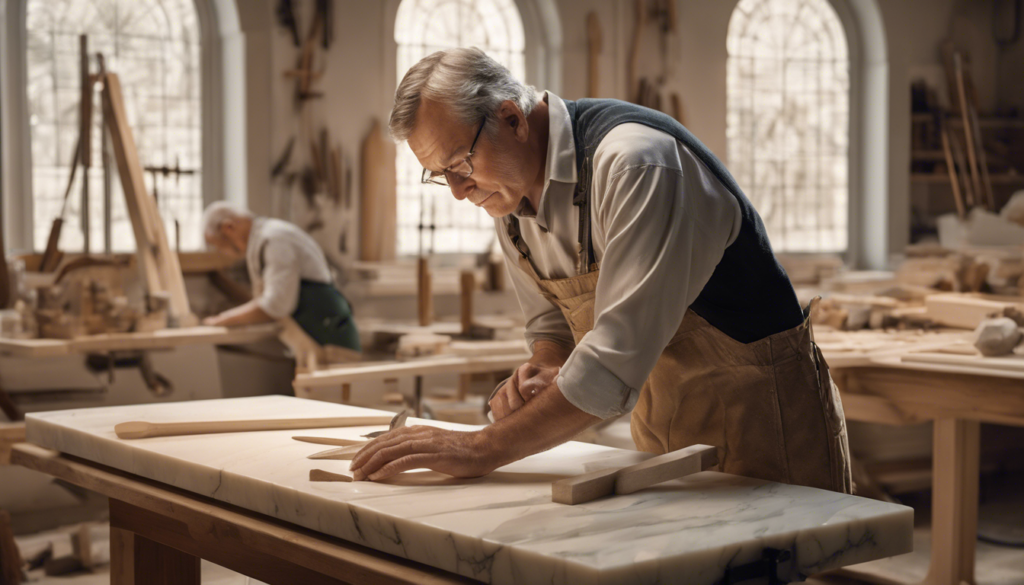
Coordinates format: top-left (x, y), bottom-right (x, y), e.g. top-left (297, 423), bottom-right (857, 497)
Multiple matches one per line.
top-left (291, 280), bottom-right (361, 351)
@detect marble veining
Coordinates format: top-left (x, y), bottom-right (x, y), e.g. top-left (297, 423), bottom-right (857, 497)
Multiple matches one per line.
top-left (26, 395), bottom-right (913, 584)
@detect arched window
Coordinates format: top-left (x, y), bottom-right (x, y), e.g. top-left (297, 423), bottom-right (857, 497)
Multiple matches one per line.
top-left (394, 0), bottom-right (526, 257)
top-left (727, 0), bottom-right (849, 252)
top-left (26, 0), bottom-right (202, 252)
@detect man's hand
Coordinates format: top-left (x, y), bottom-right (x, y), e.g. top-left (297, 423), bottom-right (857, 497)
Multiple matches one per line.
top-left (201, 300), bottom-right (274, 327)
top-left (349, 426), bottom-right (500, 481)
top-left (489, 362), bottom-right (559, 420)
top-left (489, 340), bottom-right (571, 421)
top-left (202, 314), bottom-right (228, 326)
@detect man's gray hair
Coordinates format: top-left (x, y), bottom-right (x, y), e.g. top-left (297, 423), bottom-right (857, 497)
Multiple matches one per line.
top-left (389, 47), bottom-right (539, 142)
top-left (202, 201), bottom-right (252, 239)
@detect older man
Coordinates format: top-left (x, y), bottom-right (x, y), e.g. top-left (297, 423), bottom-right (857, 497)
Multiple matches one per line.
top-left (351, 48), bottom-right (850, 493)
top-left (201, 202), bottom-right (360, 352)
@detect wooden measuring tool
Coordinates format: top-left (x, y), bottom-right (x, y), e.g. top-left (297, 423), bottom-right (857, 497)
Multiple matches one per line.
top-left (552, 444), bottom-right (717, 505)
top-left (115, 415), bottom-right (393, 440)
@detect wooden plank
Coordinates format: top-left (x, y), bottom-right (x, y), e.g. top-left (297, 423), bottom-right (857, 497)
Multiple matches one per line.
top-left (115, 415), bottom-right (394, 440)
top-left (11, 444), bottom-right (471, 585)
top-left (177, 251), bottom-right (239, 274)
top-left (835, 365), bottom-right (1024, 426)
top-left (552, 444), bottom-right (717, 505)
top-left (295, 353), bottom-right (530, 390)
top-left (417, 257), bottom-right (433, 327)
top-left (901, 352), bottom-right (1024, 373)
top-left (923, 293), bottom-right (1021, 329)
top-left (102, 73), bottom-right (193, 325)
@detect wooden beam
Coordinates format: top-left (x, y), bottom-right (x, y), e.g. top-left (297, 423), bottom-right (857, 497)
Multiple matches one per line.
top-left (11, 444), bottom-right (469, 584)
top-left (102, 73), bottom-right (194, 325)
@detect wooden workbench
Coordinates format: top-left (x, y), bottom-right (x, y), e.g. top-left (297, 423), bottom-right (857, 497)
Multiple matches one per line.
top-left (822, 331), bottom-right (1024, 585)
top-left (19, 396), bottom-right (914, 585)
top-left (0, 324), bottom-right (282, 358)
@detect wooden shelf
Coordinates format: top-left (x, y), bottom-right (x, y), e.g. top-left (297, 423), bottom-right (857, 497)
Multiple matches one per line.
top-left (911, 113), bottom-right (1024, 129)
top-left (911, 172), bottom-right (1024, 184)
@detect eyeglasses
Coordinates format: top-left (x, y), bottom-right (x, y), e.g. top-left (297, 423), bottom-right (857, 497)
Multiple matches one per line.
top-left (421, 118), bottom-right (486, 187)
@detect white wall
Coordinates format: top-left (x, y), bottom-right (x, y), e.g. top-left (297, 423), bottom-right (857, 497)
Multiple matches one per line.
top-left (225, 0), bottom-right (1022, 270)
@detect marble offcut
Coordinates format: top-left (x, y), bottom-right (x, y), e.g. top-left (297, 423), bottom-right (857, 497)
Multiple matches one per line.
top-left (27, 395), bottom-right (913, 584)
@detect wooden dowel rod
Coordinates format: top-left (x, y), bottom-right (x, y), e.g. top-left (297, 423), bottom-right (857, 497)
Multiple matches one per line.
top-left (115, 416), bottom-right (394, 440)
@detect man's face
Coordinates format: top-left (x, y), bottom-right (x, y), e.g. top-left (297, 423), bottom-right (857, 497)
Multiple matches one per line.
top-left (408, 99), bottom-right (531, 218)
top-left (205, 220), bottom-right (246, 260)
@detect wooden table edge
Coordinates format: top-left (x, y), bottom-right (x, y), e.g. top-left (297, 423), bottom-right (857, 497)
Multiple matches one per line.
top-left (11, 442), bottom-right (474, 585)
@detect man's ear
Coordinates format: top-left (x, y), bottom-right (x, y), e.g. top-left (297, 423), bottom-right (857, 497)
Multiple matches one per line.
top-left (498, 100), bottom-right (528, 142)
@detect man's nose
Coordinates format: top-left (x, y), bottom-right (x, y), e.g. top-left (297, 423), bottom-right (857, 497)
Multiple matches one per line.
top-left (450, 178), bottom-right (475, 201)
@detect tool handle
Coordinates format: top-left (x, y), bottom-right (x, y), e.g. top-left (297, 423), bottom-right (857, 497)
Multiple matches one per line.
top-left (115, 415), bottom-right (394, 440)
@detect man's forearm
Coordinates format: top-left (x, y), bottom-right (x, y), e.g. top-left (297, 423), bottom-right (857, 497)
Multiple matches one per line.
top-left (208, 300), bottom-right (275, 326)
top-left (479, 378), bottom-right (599, 467)
top-left (529, 339), bottom-right (573, 367)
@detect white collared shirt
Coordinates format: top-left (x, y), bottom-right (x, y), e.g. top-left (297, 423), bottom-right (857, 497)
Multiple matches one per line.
top-left (496, 92), bottom-right (742, 419)
top-left (245, 217), bottom-right (333, 319)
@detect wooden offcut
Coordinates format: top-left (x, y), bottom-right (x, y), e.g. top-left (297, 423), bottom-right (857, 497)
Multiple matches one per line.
top-left (309, 468), bottom-right (354, 482)
top-left (924, 294), bottom-right (1022, 330)
top-left (459, 270), bottom-right (475, 336)
top-left (308, 444), bottom-right (364, 460)
top-left (114, 415), bottom-right (393, 440)
top-left (359, 119), bottom-right (396, 262)
top-left (417, 257), bottom-right (433, 327)
top-left (292, 436), bottom-right (366, 447)
top-left (552, 444), bottom-right (717, 505)
top-left (102, 72), bottom-right (194, 326)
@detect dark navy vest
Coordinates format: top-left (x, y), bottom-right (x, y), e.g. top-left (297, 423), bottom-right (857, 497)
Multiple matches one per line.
top-left (508, 98), bottom-right (803, 344)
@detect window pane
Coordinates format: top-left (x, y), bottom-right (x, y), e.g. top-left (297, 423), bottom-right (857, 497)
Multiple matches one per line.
top-left (27, 0), bottom-right (202, 253)
top-left (726, 0), bottom-right (849, 253)
top-left (394, 0), bottom-right (526, 257)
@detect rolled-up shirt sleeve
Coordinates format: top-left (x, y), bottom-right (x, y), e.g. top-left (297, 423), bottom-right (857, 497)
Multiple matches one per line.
top-left (256, 240), bottom-right (302, 319)
top-left (556, 158), bottom-right (740, 419)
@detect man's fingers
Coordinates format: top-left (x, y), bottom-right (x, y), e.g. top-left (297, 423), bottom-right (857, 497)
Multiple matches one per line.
top-left (366, 453), bottom-right (439, 481)
top-left (505, 384), bottom-right (525, 411)
top-left (355, 438), bottom-right (436, 480)
top-left (351, 426), bottom-right (423, 470)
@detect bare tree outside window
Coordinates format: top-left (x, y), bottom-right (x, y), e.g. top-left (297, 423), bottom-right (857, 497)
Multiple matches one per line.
top-left (727, 0), bottom-right (849, 252)
top-left (394, 0), bottom-right (526, 257)
top-left (26, 0), bottom-right (202, 253)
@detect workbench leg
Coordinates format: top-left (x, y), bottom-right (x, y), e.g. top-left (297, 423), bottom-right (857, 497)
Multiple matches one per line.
top-left (924, 418), bottom-right (979, 585)
top-left (111, 526), bottom-right (200, 585)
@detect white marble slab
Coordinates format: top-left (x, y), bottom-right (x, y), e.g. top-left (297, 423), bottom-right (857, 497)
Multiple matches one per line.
top-left (27, 396), bottom-right (913, 584)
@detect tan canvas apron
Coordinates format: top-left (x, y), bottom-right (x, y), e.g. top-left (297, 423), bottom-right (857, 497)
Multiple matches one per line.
top-left (518, 255), bottom-right (853, 494)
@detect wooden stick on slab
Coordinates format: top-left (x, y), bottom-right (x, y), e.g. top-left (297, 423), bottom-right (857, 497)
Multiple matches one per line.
top-left (552, 444), bottom-right (717, 505)
top-left (309, 468), bottom-right (354, 482)
top-left (308, 444), bottom-right (364, 460)
top-left (115, 416), bottom-right (394, 440)
top-left (292, 436), bottom-right (367, 447)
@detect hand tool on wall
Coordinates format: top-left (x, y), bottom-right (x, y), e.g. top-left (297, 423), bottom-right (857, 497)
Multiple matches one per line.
top-left (552, 444), bottom-right (717, 505)
top-left (114, 415), bottom-right (394, 439)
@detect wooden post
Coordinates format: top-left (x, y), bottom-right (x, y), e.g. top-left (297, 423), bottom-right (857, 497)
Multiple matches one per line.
top-left (459, 270), bottom-right (474, 337)
top-left (0, 509), bottom-right (23, 585)
top-left (110, 526), bottom-right (199, 585)
top-left (417, 257), bottom-right (433, 327)
top-left (924, 418), bottom-right (979, 585)
top-left (79, 35), bottom-right (92, 254)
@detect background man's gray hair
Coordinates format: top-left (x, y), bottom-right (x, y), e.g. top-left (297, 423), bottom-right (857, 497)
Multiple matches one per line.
top-left (202, 201), bottom-right (252, 240)
top-left (389, 47), bottom-right (539, 142)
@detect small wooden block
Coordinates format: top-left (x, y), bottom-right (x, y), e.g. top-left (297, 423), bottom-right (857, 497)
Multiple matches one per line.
top-left (309, 469), bottom-right (354, 482)
top-left (552, 444), bottom-right (718, 505)
top-left (615, 444), bottom-right (717, 495)
top-left (551, 467), bottom-right (620, 505)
